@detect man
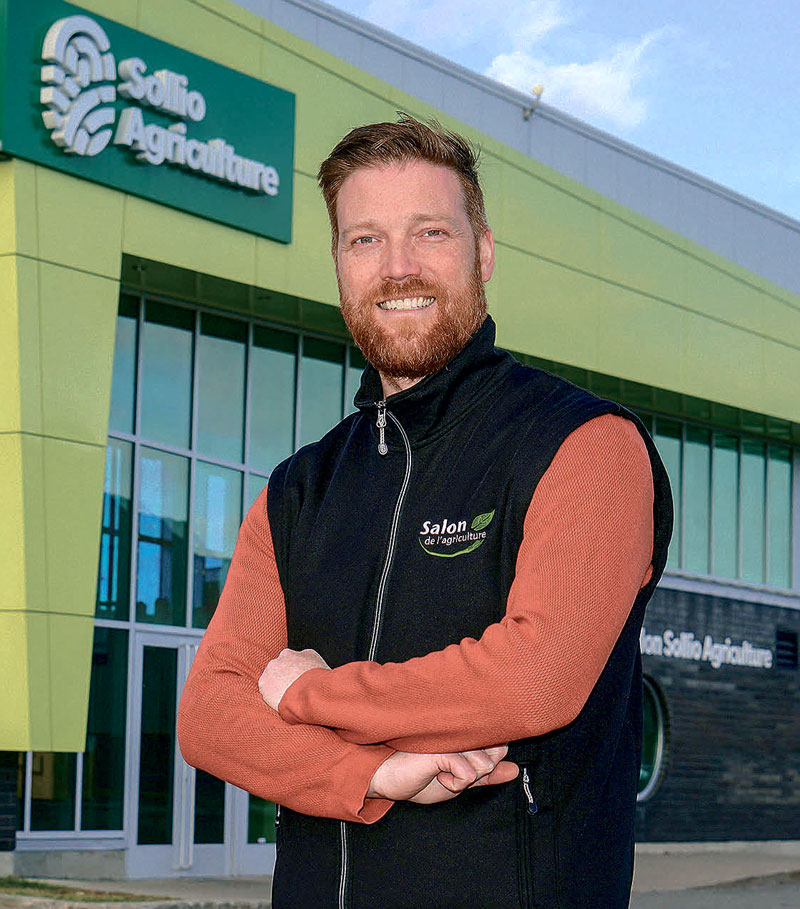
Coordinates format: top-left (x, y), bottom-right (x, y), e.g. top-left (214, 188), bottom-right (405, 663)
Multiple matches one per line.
top-left (178, 115), bottom-right (672, 908)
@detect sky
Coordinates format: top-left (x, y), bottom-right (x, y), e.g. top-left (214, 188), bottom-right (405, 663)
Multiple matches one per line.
top-left (321, 0), bottom-right (800, 222)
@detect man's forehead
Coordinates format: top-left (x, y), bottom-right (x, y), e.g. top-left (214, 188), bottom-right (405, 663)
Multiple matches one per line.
top-left (336, 160), bottom-right (467, 221)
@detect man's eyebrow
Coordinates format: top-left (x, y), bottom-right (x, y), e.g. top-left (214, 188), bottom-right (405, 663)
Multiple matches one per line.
top-left (340, 212), bottom-right (462, 234)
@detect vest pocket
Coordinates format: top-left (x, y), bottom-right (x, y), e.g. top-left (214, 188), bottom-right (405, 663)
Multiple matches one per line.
top-left (516, 763), bottom-right (558, 908)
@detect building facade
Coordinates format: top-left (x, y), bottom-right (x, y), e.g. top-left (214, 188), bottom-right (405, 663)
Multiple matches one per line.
top-left (1, 0), bottom-right (798, 880)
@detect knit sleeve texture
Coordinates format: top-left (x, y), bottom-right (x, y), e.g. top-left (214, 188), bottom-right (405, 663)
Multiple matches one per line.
top-left (278, 413), bottom-right (655, 753)
top-left (176, 485), bottom-right (394, 823)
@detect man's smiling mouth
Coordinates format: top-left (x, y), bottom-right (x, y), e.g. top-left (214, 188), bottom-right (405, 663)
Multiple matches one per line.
top-left (377, 296), bottom-right (435, 311)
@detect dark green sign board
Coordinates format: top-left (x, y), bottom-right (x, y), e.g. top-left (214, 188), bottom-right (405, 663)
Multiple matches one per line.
top-left (0, 0), bottom-right (295, 242)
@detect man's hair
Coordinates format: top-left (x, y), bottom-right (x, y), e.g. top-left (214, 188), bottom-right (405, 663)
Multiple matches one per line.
top-left (317, 114), bottom-right (489, 250)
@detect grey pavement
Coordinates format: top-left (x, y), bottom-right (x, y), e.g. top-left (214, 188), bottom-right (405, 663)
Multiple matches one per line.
top-left (10, 842), bottom-right (800, 907)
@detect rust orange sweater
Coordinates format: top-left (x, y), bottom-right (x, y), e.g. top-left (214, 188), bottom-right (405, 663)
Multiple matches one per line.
top-left (178, 412), bottom-right (653, 823)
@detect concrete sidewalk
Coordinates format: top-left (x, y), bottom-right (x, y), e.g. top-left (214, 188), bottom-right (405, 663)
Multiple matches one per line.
top-left (6, 841), bottom-right (800, 906)
top-left (633, 840), bottom-right (800, 893)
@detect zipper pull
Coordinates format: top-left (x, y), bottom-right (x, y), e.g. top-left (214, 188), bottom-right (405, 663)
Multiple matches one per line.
top-left (376, 401), bottom-right (388, 455)
top-left (522, 768), bottom-right (538, 815)
top-left (275, 803), bottom-right (281, 827)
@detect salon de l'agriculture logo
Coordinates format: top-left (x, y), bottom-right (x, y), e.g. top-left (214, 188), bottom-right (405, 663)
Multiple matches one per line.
top-left (418, 510), bottom-right (495, 558)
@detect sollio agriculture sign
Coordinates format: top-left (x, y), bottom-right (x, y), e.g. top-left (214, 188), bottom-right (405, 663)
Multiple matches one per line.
top-left (0, 0), bottom-right (295, 242)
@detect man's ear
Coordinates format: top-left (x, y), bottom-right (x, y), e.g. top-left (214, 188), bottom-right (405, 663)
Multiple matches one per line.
top-left (479, 228), bottom-right (495, 282)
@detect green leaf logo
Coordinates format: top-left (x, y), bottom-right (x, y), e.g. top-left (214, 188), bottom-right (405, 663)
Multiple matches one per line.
top-left (471, 510), bottom-right (495, 532)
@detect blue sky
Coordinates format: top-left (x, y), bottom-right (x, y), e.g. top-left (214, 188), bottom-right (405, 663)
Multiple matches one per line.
top-left (322, 0), bottom-right (800, 222)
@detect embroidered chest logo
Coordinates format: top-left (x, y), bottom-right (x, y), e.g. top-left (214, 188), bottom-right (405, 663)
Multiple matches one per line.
top-left (418, 510), bottom-right (495, 558)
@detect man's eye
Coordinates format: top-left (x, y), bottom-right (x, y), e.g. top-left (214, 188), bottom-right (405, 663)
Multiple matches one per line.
top-left (354, 236), bottom-right (375, 245)
top-left (424, 229), bottom-right (445, 237)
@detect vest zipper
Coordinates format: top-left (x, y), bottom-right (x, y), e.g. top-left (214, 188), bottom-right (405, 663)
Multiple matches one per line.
top-left (518, 767), bottom-right (538, 908)
top-left (338, 404), bottom-right (412, 909)
top-left (376, 400), bottom-right (388, 455)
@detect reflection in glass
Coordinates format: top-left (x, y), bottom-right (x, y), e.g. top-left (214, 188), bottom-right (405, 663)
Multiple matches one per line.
top-left (30, 752), bottom-right (76, 830)
top-left (109, 296), bottom-right (138, 434)
top-left (299, 338), bottom-right (344, 448)
top-left (137, 646), bottom-right (176, 845)
top-left (712, 434), bottom-right (739, 579)
top-left (197, 314), bottom-right (247, 464)
top-left (96, 439), bottom-right (133, 620)
top-left (654, 419), bottom-right (682, 570)
top-left (767, 446), bottom-right (792, 588)
top-left (194, 769), bottom-right (225, 844)
top-left (82, 628), bottom-right (128, 830)
top-left (192, 462), bottom-right (242, 629)
top-left (683, 427), bottom-right (710, 574)
top-left (345, 347), bottom-right (366, 416)
top-left (638, 678), bottom-right (664, 800)
top-left (248, 795), bottom-right (277, 843)
top-left (140, 302), bottom-right (194, 449)
top-left (17, 754), bottom-right (26, 832)
top-left (250, 327), bottom-right (296, 473)
top-left (246, 473), bottom-right (268, 512)
top-left (740, 439), bottom-right (766, 584)
top-left (136, 448), bottom-right (189, 626)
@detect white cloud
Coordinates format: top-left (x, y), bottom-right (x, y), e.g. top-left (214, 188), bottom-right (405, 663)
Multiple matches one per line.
top-left (486, 30), bottom-right (667, 130)
top-left (361, 0), bottom-right (568, 54)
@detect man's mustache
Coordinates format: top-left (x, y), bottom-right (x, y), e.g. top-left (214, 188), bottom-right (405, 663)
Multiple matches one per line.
top-left (362, 277), bottom-right (443, 305)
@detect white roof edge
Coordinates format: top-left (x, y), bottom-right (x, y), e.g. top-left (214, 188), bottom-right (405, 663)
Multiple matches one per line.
top-left (279, 0), bottom-right (800, 236)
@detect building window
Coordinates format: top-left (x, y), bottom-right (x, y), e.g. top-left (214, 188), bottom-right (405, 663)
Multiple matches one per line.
top-left (638, 677), bottom-right (666, 802)
top-left (651, 416), bottom-right (794, 589)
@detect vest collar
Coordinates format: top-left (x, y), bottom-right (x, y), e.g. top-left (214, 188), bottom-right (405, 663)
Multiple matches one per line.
top-left (354, 315), bottom-right (514, 448)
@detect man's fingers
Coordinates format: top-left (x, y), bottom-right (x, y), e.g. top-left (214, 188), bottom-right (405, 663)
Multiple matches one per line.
top-left (468, 760), bottom-right (519, 788)
top-left (436, 753), bottom-right (482, 791)
top-left (460, 749), bottom-right (498, 777)
top-left (483, 745), bottom-right (509, 763)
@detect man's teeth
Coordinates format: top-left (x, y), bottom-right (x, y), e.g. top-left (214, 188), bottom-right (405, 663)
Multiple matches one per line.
top-left (378, 296), bottom-right (435, 311)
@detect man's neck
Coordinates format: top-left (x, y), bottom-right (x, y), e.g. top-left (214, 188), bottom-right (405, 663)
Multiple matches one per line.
top-left (380, 373), bottom-right (425, 398)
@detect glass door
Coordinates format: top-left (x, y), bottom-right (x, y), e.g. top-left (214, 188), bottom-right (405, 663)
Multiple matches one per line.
top-left (127, 633), bottom-right (228, 877)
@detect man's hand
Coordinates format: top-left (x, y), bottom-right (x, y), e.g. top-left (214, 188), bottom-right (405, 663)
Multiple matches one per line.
top-left (259, 648), bottom-right (331, 710)
top-left (367, 746), bottom-right (518, 805)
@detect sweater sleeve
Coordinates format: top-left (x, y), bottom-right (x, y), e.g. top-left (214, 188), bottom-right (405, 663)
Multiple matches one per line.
top-left (278, 413), bottom-right (655, 754)
top-left (177, 484), bottom-right (394, 823)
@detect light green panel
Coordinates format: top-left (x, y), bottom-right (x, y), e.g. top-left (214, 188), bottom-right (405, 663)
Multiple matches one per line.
top-left (19, 431), bottom-right (47, 617)
top-left (597, 216), bottom-right (687, 306)
top-left (593, 281), bottom-right (689, 390)
top-left (77, 0), bottom-right (138, 28)
top-left (122, 195), bottom-right (258, 287)
top-left (490, 244), bottom-right (600, 372)
top-left (681, 312), bottom-right (767, 411)
top-left (45, 612), bottom-right (96, 751)
top-left (0, 434), bottom-right (26, 613)
top-left (40, 435), bottom-right (107, 625)
top-left (10, 257), bottom-right (43, 436)
top-left (138, 0), bottom-right (262, 78)
top-left (0, 162), bottom-right (14, 255)
top-left (496, 164), bottom-right (601, 280)
top-left (0, 612), bottom-right (31, 749)
top-left (38, 263), bottom-right (119, 444)
top-left (0, 255), bottom-right (23, 434)
top-left (257, 172), bottom-right (339, 304)
top-left (34, 167), bottom-right (125, 279)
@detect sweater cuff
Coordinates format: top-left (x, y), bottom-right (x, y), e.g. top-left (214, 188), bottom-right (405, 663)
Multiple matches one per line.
top-left (330, 743), bottom-right (395, 825)
top-left (278, 667), bottom-right (328, 724)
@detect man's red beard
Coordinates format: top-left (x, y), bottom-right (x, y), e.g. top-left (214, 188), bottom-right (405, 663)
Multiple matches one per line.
top-left (338, 262), bottom-right (487, 380)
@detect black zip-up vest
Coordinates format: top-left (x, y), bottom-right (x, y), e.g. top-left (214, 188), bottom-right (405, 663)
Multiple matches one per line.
top-left (267, 317), bottom-right (672, 908)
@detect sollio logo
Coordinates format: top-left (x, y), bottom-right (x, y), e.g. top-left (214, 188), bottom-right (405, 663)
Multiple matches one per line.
top-left (419, 510), bottom-right (495, 558)
top-left (38, 14), bottom-right (280, 195)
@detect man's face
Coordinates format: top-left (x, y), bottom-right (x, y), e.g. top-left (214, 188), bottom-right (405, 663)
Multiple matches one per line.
top-left (334, 159), bottom-right (494, 382)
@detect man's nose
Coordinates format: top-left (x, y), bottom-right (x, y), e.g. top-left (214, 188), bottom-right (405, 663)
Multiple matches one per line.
top-left (382, 240), bottom-right (421, 281)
